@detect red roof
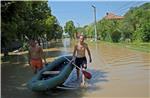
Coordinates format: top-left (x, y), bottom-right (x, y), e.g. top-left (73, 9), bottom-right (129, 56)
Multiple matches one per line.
top-left (104, 12), bottom-right (124, 20)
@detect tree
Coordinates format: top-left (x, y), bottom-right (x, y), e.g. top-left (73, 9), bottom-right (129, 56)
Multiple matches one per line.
top-left (123, 3), bottom-right (150, 42)
top-left (64, 21), bottom-right (76, 39)
top-left (83, 3), bottom-right (150, 43)
top-left (1, 1), bottom-right (63, 56)
top-left (56, 25), bottom-right (63, 39)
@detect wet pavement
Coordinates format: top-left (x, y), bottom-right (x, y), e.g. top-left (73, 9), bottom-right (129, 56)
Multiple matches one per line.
top-left (1, 38), bottom-right (150, 98)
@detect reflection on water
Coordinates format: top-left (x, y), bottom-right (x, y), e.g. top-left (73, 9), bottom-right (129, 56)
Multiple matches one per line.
top-left (1, 38), bottom-right (150, 98)
top-left (62, 38), bottom-right (71, 48)
top-left (63, 68), bottom-right (108, 89)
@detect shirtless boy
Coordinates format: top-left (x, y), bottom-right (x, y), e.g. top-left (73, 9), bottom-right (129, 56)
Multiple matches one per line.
top-left (28, 39), bottom-right (47, 74)
top-left (72, 35), bottom-right (92, 85)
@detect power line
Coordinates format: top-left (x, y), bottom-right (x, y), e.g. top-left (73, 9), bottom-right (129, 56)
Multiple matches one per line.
top-left (113, 2), bottom-right (146, 15)
top-left (113, 1), bottom-right (133, 13)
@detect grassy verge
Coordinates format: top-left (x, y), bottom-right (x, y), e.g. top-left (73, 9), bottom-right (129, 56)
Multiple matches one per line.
top-left (109, 42), bottom-right (149, 53)
top-left (121, 42), bottom-right (150, 53)
top-left (87, 40), bottom-right (150, 53)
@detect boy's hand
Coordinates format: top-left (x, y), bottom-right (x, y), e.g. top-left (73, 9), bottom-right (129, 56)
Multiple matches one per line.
top-left (83, 64), bottom-right (87, 69)
top-left (44, 59), bottom-right (47, 64)
top-left (89, 58), bottom-right (92, 63)
top-left (71, 57), bottom-right (76, 62)
top-left (45, 63), bottom-right (48, 66)
top-left (44, 60), bottom-right (48, 66)
top-left (29, 61), bottom-right (31, 66)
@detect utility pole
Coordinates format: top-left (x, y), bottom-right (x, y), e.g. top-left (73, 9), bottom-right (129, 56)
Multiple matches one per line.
top-left (92, 5), bottom-right (97, 41)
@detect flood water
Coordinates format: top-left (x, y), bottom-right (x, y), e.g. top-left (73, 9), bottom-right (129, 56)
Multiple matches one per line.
top-left (1, 38), bottom-right (150, 98)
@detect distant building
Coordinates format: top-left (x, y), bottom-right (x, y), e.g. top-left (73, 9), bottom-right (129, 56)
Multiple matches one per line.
top-left (104, 12), bottom-right (124, 20)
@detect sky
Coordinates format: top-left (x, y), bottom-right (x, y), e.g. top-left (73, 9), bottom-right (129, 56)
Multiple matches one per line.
top-left (48, 1), bottom-right (148, 27)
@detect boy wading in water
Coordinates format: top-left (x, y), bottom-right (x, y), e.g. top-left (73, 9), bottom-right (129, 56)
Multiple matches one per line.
top-left (28, 39), bottom-right (47, 74)
top-left (72, 35), bottom-right (92, 86)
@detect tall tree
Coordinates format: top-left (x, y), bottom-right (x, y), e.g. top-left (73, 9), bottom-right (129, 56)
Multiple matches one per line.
top-left (83, 3), bottom-right (150, 42)
top-left (64, 21), bottom-right (76, 39)
top-left (1, 1), bottom-right (63, 55)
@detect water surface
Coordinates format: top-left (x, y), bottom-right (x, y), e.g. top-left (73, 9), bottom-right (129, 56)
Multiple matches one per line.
top-left (1, 38), bottom-right (150, 98)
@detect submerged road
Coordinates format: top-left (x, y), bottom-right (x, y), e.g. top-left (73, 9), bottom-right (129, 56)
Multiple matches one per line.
top-left (1, 38), bottom-right (150, 98)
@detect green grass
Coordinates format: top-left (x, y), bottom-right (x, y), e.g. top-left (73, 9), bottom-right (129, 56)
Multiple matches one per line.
top-left (86, 39), bottom-right (150, 53)
top-left (109, 42), bottom-right (150, 53)
top-left (123, 42), bottom-right (150, 53)
top-left (113, 42), bottom-right (149, 53)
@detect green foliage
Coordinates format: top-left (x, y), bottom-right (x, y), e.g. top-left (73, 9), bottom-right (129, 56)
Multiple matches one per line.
top-left (1, 1), bottom-right (63, 51)
top-left (96, 19), bottom-right (122, 42)
top-left (141, 22), bottom-right (150, 42)
top-left (111, 30), bottom-right (121, 42)
top-left (56, 25), bottom-right (63, 39)
top-left (45, 15), bottom-right (59, 40)
top-left (120, 3), bottom-right (150, 42)
top-left (76, 27), bottom-right (85, 34)
top-left (84, 24), bottom-right (94, 38)
top-left (81, 3), bottom-right (150, 43)
top-left (64, 21), bottom-right (76, 39)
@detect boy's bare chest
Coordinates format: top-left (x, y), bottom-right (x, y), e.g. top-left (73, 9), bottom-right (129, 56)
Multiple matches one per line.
top-left (77, 45), bottom-right (85, 51)
top-left (31, 47), bottom-right (40, 53)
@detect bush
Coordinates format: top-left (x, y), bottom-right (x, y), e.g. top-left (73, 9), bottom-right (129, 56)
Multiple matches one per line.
top-left (111, 30), bottom-right (121, 42)
top-left (141, 23), bottom-right (150, 42)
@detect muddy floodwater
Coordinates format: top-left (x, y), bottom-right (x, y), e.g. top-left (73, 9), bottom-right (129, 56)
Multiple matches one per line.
top-left (1, 38), bottom-right (150, 98)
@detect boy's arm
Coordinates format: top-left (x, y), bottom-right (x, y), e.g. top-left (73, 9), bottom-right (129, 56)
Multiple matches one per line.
top-left (40, 47), bottom-right (47, 64)
top-left (86, 45), bottom-right (92, 63)
top-left (72, 45), bottom-right (77, 61)
top-left (28, 49), bottom-right (31, 66)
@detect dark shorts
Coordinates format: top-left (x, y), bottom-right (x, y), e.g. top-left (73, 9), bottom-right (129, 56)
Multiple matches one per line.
top-left (75, 57), bottom-right (87, 69)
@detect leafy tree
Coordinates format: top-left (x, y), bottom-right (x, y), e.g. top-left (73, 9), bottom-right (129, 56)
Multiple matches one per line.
top-left (84, 3), bottom-right (150, 43)
top-left (123, 3), bottom-right (150, 42)
top-left (1, 1), bottom-right (63, 56)
top-left (56, 25), bottom-right (63, 39)
top-left (64, 21), bottom-right (76, 39)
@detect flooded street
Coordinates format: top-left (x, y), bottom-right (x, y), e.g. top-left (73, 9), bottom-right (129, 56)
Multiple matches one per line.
top-left (1, 38), bottom-right (150, 98)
